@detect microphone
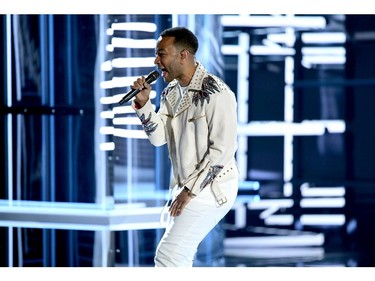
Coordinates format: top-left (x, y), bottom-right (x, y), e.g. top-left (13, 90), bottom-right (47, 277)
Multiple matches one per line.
top-left (118, 70), bottom-right (160, 105)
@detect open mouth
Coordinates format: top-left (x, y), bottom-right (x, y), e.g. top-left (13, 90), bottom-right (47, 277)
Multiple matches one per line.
top-left (160, 68), bottom-right (168, 77)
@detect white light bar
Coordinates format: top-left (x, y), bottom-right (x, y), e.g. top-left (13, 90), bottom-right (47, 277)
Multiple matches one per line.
top-left (106, 44), bottom-right (114, 53)
top-left (265, 215), bottom-right (294, 225)
top-left (221, 45), bottom-right (242, 55)
top-left (113, 106), bottom-right (137, 115)
top-left (100, 142), bottom-right (115, 151)
top-left (300, 183), bottom-right (346, 197)
top-left (100, 76), bottom-right (135, 89)
top-left (248, 199), bottom-right (294, 209)
top-left (300, 214), bottom-right (346, 225)
top-left (302, 55), bottom-right (346, 66)
top-left (221, 15), bottom-right (326, 29)
top-left (113, 117), bottom-right (140, 126)
top-left (113, 128), bottom-right (147, 139)
top-left (224, 233), bottom-right (325, 247)
top-left (237, 120), bottom-right (346, 136)
top-left (300, 198), bottom-right (345, 208)
top-left (224, 247), bottom-right (324, 258)
top-left (250, 45), bottom-right (295, 56)
top-left (302, 32), bottom-right (346, 44)
top-left (302, 47), bottom-right (346, 56)
top-left (111, 57), bottom-right (155, 68)
top-left (100, 110), bottom-right (114, 119)
top-left (111, 38), bottom-right (156, 49)
top-left (111, 22), bottom-right (157, 32)
top-left (99, 126), bottom-right (114, 135)
top-left (101, 60), bottom-right (112, 71)
top-left (100, 76), bottom-right (158, 90)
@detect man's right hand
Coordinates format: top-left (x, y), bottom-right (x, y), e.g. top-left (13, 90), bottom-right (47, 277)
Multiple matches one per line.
top-left (132, 76), bottom-right (151, 108)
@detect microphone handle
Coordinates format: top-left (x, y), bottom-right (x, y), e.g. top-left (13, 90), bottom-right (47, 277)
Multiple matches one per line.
top-left (119, 70), bottom-right (159, 105)
top-left (118, 87), bottom-right (142, 105)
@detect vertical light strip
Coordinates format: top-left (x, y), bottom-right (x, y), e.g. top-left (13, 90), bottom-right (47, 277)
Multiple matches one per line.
top-left (6, 15), bottom-right (13, 203)
top-left (48, 14), bottom-right (56, 267)
top-left (12, 15), bottom-right (22, 101)
top-left (95, 15), bottom-right (109, 208)
top-left (12, 15), bottom-right (24, 268)
top-left (237, 33), bottom-right (250, 181)
top-left (172, 14), bottom-right (179, 27)
top-left (6, 14), bottom-right (14, 267)
top-left (283, 23), bottom-right (296, 197)
top-left (188, 14), bottom-right (196, 34)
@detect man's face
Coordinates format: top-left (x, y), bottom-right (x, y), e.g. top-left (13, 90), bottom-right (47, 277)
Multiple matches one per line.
top-left (154, 36), bottom-right (183, 83)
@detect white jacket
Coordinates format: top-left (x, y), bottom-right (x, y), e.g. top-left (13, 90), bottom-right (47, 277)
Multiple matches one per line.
top-left (132, 62), bottom-right (238, 205)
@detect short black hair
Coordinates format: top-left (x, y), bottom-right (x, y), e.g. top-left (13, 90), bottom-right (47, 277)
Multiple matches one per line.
top-left (160, 27), bottom-right (199, 55)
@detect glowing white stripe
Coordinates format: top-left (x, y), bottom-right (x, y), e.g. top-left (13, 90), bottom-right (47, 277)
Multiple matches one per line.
top-left (101, 60), bottom-right (112, 71)
top-left (237, 120), bottom-right (346, 136)
top-left (237, 32), bottom-right (250, 181)
top-left (113, 117), bottom-right (140, 125)
top-left (100, 76), bottom-right (158, 89)
top-left (106, 44), bottom-right (114, 52)
top-left (284, 54), bottom-right (294, 190)
top-left (248, 199), bottom-right (294, 209)
top-left (300, 183), bottom-right (346, 197)
top-left (100, 142), bottom-right (115, 151)
top-left (111, 57), bottom-right (155, 68)
top-left (100, 110), bottom-right (114, 119)
top-left (283, 182), bottom-right (293, 197)
top-left (302, 47), bottom-right (346, 56)
top-left (221, 15), bottom-right (326, 29)
top-left (221, 45), bottom-right (242, 55)
top-left (113, 106), bottom-right (136, 115)
top-left (224, 247), bottom-right (324, 258)
top-left (265, 215), bottom-right (294, 225)
top-left (99, 126), bottom-right (114, 135)
top-left (284, 57), bottom-right (294, 86)
top-left (224, 234), bottom-right (325, 247)
top-left (300, 215), bottom-right (346, 225)
top-left (250, 45), bottom-right (295, 56)
top-left (248, 199), bottom-right (294, 220)
top-left (302, 55), bottom-right (346, 66)
top-left (100, 77), bottom-right (135, 89)
top-left (111, 22), bottom-right (157, 32)
top-left (106, 28), bottom-right (113, 36)
top-left (283, 133), bottom-right (293, 181)
top-left (113, 128), bottom-right (147, 139)
top-left (111, 38), bottom-right (156, 49)
top-left (300, 198), bottom-right (345, 208)
top-left (302, 32), bottom-right (346, 44)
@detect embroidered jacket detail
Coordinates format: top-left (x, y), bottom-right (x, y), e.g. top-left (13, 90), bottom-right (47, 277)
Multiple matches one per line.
top-left (200, 165), bottom-right (224, 191)
top-left (161, 83), bottom-right (178, 103)
top-left (139, 112), bottom-right (158, 136)
top-left (191, 76), bottom-right (220, 106)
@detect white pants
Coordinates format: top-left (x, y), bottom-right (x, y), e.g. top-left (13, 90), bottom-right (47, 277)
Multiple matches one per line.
top-left (154, 178), bottom-right (238, 267)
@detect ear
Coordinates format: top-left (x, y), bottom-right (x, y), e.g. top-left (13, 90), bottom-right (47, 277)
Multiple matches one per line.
top-left (180, 49), bottom-right (190, 61)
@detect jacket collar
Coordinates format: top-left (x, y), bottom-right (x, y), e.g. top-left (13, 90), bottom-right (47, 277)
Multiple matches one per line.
top-left (164, 62), bottom-right (207, 116)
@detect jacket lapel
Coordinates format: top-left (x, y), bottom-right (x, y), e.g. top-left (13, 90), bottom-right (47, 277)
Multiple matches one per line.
top-left (175, 92), bottom-right (192, 116)
top-left (163, 62), bottom-right (207, 117)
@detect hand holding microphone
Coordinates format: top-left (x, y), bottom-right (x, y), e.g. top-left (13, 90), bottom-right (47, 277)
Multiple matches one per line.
top-left (119, 70), bottom-right (160, 105)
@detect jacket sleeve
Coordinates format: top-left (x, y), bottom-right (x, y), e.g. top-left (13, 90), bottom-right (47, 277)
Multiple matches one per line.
top-left (131, 99), bottom-right (167, 147)
top-left (183, 87), bottom-right (238, 197)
